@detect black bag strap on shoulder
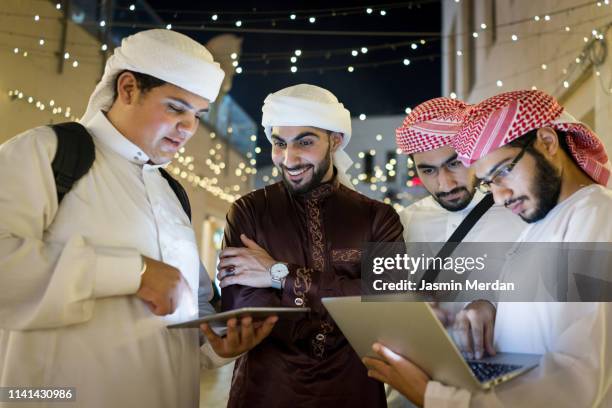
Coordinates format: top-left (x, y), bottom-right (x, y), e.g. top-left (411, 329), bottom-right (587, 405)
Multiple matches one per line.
top-left (419, 193), bottom-right (495, 286)
top-left (49, 122), bottom-right (191, 222)
top-left (50, 122), bottom-right (96, 204)
top-left (159, 168), bottom-right (192, 222)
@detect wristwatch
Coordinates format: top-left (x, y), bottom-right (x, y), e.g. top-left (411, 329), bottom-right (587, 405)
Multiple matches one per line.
top-left (269, 262), bottom-right (289, 289)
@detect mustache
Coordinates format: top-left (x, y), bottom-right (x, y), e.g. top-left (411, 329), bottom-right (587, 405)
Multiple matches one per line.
top-left (280, 164), bottom-right (312, 172)
top-left (436, 187), bottom-right (469, 199)
top-left (504, 196), bottom-right (528, 208)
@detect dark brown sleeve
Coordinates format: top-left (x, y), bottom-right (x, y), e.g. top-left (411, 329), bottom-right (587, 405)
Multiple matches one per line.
top-left (221, 195), bottom-right (316, 342)
top-left (221, 195), bottom-right (282, 310)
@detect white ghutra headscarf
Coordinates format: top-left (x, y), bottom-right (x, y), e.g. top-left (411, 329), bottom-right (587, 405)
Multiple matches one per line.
top-left (261, 84), bottom-right (354, 189)
top-left (81, 29), bottom-right (225, 124)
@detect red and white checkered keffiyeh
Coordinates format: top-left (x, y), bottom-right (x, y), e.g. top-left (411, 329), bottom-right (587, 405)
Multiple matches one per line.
top-left (395, 97), bottom-right (471, 155)
top-left (452, 90), bottom-right (611, 186)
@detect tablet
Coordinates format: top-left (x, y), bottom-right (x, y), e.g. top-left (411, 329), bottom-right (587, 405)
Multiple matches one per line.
top-left (167, 307), bottom-right (311, 329)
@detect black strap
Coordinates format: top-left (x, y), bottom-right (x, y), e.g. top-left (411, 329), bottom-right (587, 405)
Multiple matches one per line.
top-left (419, 193), bottom-right (495, 286)
top-left (159, 168), bottom-right (192, 222)
top-left (50, 122), bottom-right (96, 204)
top-left (49, 122), bottom-right (191, 222)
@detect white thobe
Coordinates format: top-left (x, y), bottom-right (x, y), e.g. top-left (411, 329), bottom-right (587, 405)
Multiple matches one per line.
top-left (0, 112), bottom-right (231, 408)
top-left (424, 185), bottom-right (612, 407)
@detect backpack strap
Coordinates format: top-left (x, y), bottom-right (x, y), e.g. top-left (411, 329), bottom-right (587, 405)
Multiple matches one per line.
top-left (49, 122), bottom-right (191, 221)
top-left (159, 168), bottom-right (192, 222)
top-left (50, 122), bottom-right (96, 204)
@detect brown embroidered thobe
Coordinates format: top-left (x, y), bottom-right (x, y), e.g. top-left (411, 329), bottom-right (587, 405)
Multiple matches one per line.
top-left (221, 176), bottom-right (403, 408)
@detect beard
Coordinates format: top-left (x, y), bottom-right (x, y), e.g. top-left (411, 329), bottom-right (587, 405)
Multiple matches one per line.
top-left (518, 150), bottom-right (562, 223)
top-left (434, 185), bottom-right (476, 211)
top-left (279, 146), bottom-right (332, 195)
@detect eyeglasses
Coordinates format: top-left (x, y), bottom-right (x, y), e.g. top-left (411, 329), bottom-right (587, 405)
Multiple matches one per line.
top-left (477, 140), bottom-right (533, 193)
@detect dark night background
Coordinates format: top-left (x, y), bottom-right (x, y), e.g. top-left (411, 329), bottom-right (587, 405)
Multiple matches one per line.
top-left (116, 0), bottom-right (442, 162)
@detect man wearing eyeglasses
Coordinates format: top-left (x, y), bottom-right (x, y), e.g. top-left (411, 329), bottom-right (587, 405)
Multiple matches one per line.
top-left (364, 90), bottom-right (612, 407)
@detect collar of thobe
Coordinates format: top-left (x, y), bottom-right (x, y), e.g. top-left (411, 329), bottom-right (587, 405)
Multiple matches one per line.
top-left (295, 168), bottom-right (341, 202)
top-left (86, 110), bottom-right (161, 167)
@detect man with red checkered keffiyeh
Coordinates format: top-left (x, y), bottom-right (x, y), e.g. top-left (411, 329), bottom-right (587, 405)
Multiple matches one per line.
top-left (383, 97), bottom-right (526, 408)
top-left (364, 90), bottom-right (612, 407)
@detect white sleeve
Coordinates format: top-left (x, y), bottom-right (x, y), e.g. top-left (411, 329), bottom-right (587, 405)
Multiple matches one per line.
top-left (0, 128), bottom-right (142, 330)
top-left (199, 341), bottom-right (238, 369)
top-left (424, 304), bottom-right (610, 407)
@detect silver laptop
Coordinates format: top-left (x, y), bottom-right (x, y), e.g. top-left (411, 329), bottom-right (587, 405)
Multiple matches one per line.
top-left (322, 296), bottom-right (541, 392)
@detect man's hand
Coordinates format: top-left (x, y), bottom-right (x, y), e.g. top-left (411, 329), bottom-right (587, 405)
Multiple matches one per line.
top-left (451, 300), bottom-right (496, 359)
top-left (217, 234), bottom-right (277, 288)
top-left (200, 315), bottom-right (278, 358)
top-left (136, 256), bottom-right (188, 316)
top-left (428, 302), bottom-right (454, 327)
top-left (363, 343), bottom-right (430, 408)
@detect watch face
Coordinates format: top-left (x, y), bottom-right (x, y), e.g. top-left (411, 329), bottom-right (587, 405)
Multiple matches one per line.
top-left (271, 263), bottom-right (289, 279)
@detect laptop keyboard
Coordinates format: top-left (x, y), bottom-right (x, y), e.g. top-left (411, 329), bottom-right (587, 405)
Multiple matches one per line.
top-left (468, 361), bottom-right (523, 382)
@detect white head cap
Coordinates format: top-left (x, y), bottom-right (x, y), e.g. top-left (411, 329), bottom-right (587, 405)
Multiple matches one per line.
top-left (81, 29), bottom-right (225, 124)
top-left (261, 84), bottom-right (354, 188)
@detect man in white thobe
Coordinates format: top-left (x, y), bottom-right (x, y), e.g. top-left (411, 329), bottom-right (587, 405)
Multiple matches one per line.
top-left (364, 90), bottom-right (612, 407)
top-left (387, 97), bottom-right (526, 408)
top-left (0, 29), bottom-right (275, 408)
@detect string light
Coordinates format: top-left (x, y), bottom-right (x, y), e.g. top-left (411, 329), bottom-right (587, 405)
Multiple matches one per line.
top-left (511, 34), bottom-right (518, 41)
top-left (351, 50), bottom-right (358, 56)
top-left (347, 66), bottom-right (354, 72)
top-left (359, 114), bottom-right (366, 120)
top-left (290, 66), bottom-right (297, 73)
top-left (403, 58), bottom-right (410, 65)
top-left (309, 17), bottom-right (316, 23)
top-left (101, 44), bottom-right (108, 51)
top-left (211, 14), bottom-right (218, 21)
top-left (235, 20), bottom-right (242, 27)
top-left (7, 88), bottom-right (79, 121)
top-left (129, 4), bottom-right (136, 11)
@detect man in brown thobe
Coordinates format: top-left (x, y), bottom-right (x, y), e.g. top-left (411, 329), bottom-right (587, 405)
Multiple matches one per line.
top-left (217, 84), bottom-right (403, 407)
